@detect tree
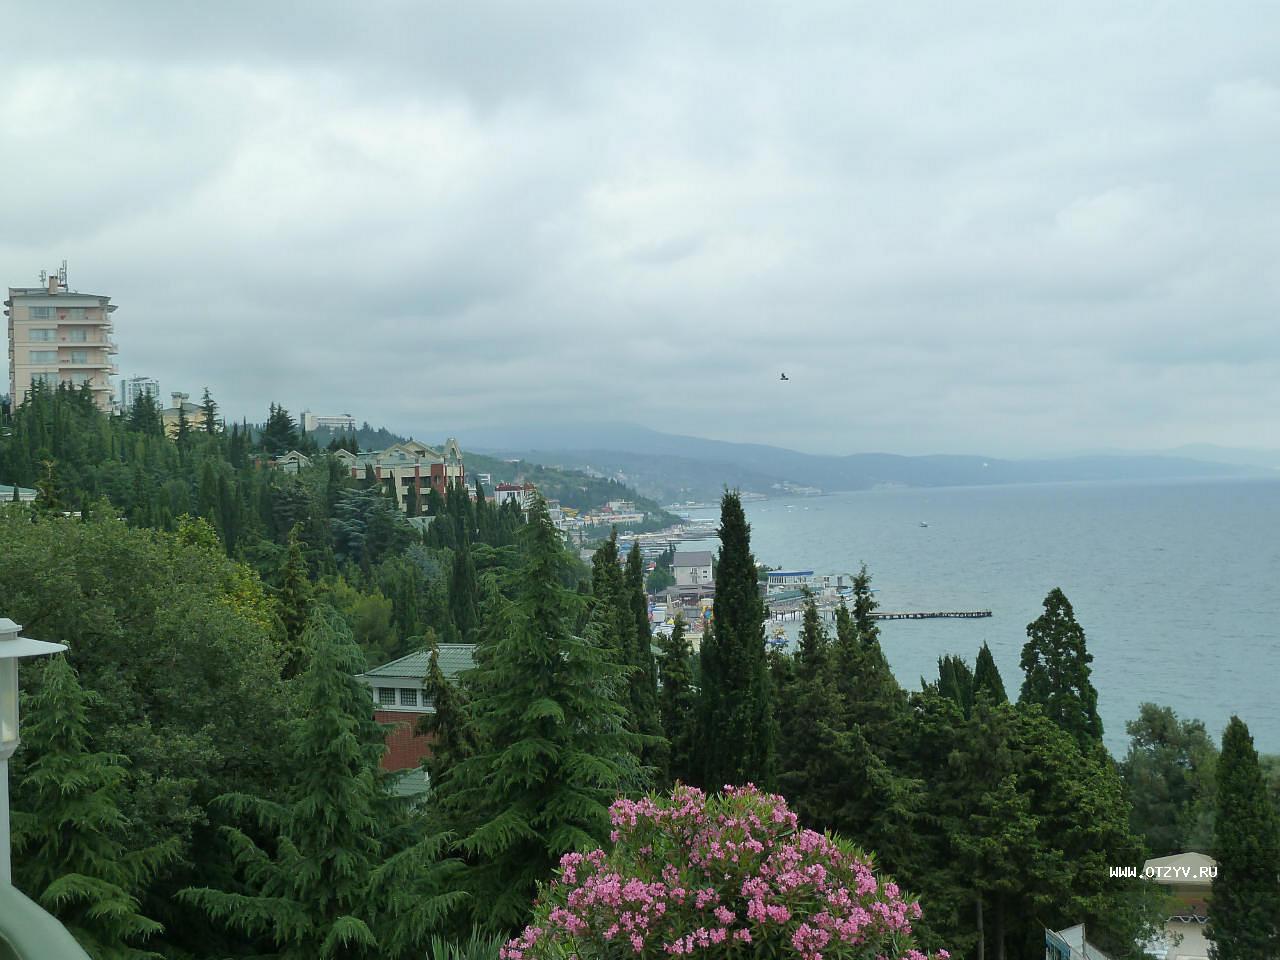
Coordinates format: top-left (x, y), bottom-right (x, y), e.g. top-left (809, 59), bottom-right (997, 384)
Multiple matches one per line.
top-left (973, 641), bottom-right (1008, 705)
top-left (429, 497), bottom-right (643, 931)
top-left (1120, 704), bottom-right (1218, 857)
top-left (655, 615), bottom-right (697, 787)
top-left (695, 490), bottom-right (775, 790)
top-left (199, 387), bottom-right (219, 434)
top-left (12, 656), bottom-right (177, 960)
top-left (851, 562), bottom-right (880, 646)
top-left (278, 523), bottom-right (313, 677)
top-left (180, 607), bottom-right (461, 958)
top-left (417, 636), bottom-right (478, 786)
top-left (1018, 588), bottom-right (1103, 750)
top-left (449, 544), bottom-right (480, 640)
top-left (261, 403), bottom-right (299, 457)
top-left (624, 541), bottom-right (663, 774)
top-left (1208, 716), bottom-right (1280, 959)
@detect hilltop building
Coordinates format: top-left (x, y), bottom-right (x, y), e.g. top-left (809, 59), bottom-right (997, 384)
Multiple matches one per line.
top-left (333, 438), bottom-right (464, 514)
top-left (119, 376), bottom-right (159, 411)
top-left (160, 391), bottom-right (204, 438)
top-left (355, 644), bottom-right (476, 794)
top-left (301, 410), bottom-right (356, 432)
top-left (493, 481), bottom-right (537, 511)
top-left (6, 265), bottom-right (117, 411)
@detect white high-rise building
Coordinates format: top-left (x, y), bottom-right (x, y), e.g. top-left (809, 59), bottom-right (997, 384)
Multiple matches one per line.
top-left (120, 376), bottom-right (160, 411)
top-left (5, 265), bottom-right (117, 411)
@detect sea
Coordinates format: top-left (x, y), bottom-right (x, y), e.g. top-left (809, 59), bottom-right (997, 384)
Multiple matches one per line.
top-left (674, 477), bottom-right (1280, 757)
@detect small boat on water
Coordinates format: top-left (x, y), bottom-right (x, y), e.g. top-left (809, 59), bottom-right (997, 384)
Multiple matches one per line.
top-left (919, 521), bottom-right (929, 527)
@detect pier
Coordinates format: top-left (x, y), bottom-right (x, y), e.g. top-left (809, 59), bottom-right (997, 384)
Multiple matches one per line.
top-left (766, 601), bottom-right (991, 622)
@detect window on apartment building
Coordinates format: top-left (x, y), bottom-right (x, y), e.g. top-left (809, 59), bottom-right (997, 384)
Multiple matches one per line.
top-left (31, 372), bottom-right (58, 386)
top-left (68, 328), bottom-right (88, 342)
top-left (29, 350), bottom-right (56, 363)
top-left (28, 328), bottom-right (55, 341)
top-left (68, 374), bottom-right (92, 386)
top-left (29, 307), bottom-right (52, 320)
top-left (400, 688), bottom-right (419, 707)
top-left (377, 687), bottom-right (396, 705)
top-left (69, 350), bottom-right (89, 364)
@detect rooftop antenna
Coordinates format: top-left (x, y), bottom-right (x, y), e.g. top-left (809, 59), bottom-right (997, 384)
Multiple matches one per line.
top-left (38, 270), bottom-right (47, 284)
top-left (58, 260), bottom-right (68, 290)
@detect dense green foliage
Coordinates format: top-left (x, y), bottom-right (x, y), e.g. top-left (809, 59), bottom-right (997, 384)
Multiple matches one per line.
top-left (1121, 703), bottom-right (1218, 857)
top-left (1019, 587), bottom-right (1104, 750)
top-left (1207, 716), bottom-right (1280, 959)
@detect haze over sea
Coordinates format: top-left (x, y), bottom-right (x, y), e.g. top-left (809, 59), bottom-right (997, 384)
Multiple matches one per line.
top-left (682, 477), bottom-right (1280, 756)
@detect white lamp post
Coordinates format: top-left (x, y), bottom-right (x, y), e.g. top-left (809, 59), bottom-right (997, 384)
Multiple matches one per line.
top-left (0, 618), bottom-right (67, 887)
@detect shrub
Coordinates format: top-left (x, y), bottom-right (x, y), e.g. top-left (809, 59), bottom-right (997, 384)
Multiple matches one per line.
top-left (503, 784), bottom-right (948, 960)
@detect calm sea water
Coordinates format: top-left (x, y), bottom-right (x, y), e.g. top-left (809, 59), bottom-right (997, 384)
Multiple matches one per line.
top-left (678, 478), bottom-right (1280, 756)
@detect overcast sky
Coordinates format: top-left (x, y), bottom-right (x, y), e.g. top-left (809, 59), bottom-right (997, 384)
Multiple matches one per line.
top-left (3, 2), bottom-right (1278, 456)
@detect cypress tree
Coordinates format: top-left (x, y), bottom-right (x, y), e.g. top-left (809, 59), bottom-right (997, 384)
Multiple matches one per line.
top-left (656, 615), bottom-right (697, 787)
top-left (430, 497), bottom-right (642, 931)
top-left (1208, 716), bottom-right (1280, 959)
top-left (973, 641), bottom-right (1008, 704)
top-left (12, 656), bottom-right (177, 960)
top-left (696, 490), bottom-right (776, 790)
top-left (448, 544), bottom-right (479, 640)
top-left (624, 541), bottom-right (664, 774)
top-left (417, 636), bottom-right (478, 787)
top-left (278, 523), bottom-right (312, 677)
top-left (851, 562), bottom-right (880, 646)
top-left (937, 654), bottom-right (975, 718)
top-left (1018, 588), bottom-right (1103, 749)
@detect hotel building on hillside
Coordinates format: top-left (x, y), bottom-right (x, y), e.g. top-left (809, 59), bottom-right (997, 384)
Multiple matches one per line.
top-left (6, 267), bottom-right (118, 411)
top-left (120, 376), bottom-right (160, 411)
top-left (333, 438), bottom-right (465, 514)
top-left (301, 410), bottom-right (357, 432)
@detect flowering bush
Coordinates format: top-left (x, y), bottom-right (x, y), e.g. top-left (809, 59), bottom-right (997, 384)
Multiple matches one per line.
top-left (502, 784), bottom-right (948, 960)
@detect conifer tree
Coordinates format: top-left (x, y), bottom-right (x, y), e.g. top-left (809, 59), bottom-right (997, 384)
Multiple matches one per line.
top-left (851, 562), bottom-right (880, 646)
top-left (696, 490), bottom-right (776, 789)
top-left (12, 655), bottom-right (177, 960)
top-left (973, 641), bottom-right (1008, 704)
top-left (1018, 588), bottom-right (1103, 749)
top-left (449, 544), bottom-right (480, 640)
top-left (656, 614), bottom-right (697, 787)
top-left (429, 497), bottom-right (642, 931)
top-left (937, 654), bottom-right (975, 718)
top-left (417, 636), bottom-right (478, 786)
top-left (180, 607), bottom-right (458, 958)
top-left (1208, 716), bottom-right (1280, 959)
top-left (831, 601), bottom-right (908, 761)
top-left (624, 541), bottom-right (664, 773)
top-left (278, 523), bottom-right (312, 677)
top-left (199, 387), bottom-right (219, 434)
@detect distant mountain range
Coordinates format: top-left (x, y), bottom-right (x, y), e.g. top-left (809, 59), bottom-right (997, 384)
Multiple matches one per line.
top-left (459, 422), bottom-right (1276, 502)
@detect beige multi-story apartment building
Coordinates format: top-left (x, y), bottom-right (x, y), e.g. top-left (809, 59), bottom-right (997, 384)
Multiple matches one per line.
top-left (5, 268), bottom-right (117, 411)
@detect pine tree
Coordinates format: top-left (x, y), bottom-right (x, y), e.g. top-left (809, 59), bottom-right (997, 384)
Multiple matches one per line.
top-left (11, 656), bottom-right (177, 960)
top-left (429, 497), bottom-right (643, 931)
top-left (1208, 716), bottom-right (1280, 959)
top-left (851, 562), bottom-right (880, 646)
top-left (278, 523), bottom-right (313, 677)
top-left (656, 615), bottom-right (697, 787)
top-left (180, 607), bottom-right (459, 958)
top-left (937, 654), bottom-right (975, 718)
top-left (261, 403), bottom-right (299, 457)
top-left (1018, 588), bottom-right (1103, 749)
top-left (696, 490), bottom-right (776, 790)
top-left (973, 641), bottom-right (1008, 704)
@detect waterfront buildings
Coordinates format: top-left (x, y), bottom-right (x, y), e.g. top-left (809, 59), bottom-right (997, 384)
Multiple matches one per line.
top-left (6, 267), bottom-right (117, 411)
top-left (672, 550), bottom-right (714, 586)
top-left (301, 410), bottom-right (356, 432)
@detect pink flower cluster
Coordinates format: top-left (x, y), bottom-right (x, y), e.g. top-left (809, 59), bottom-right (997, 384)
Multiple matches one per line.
top-left (501, 784), bottom-right (949, 960)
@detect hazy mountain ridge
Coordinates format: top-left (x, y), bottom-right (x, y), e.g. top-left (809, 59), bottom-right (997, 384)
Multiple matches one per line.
top-left (461, 423), bottom-right (1273, 501)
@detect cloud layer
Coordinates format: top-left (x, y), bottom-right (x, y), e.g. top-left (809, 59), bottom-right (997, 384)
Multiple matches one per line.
top-left (3, 1), bottom-right (1278, 455)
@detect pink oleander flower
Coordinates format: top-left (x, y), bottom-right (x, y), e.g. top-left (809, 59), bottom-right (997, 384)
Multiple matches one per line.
top-left (506, 784), bottom-right (948, 960)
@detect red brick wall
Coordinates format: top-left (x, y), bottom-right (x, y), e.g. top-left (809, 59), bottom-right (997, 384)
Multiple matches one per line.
top-left (375, 710), bottom-right (435, 772)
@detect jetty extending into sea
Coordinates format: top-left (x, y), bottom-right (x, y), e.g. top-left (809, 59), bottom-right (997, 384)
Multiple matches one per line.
top-left (766, 599), bottom-right (991, 622)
